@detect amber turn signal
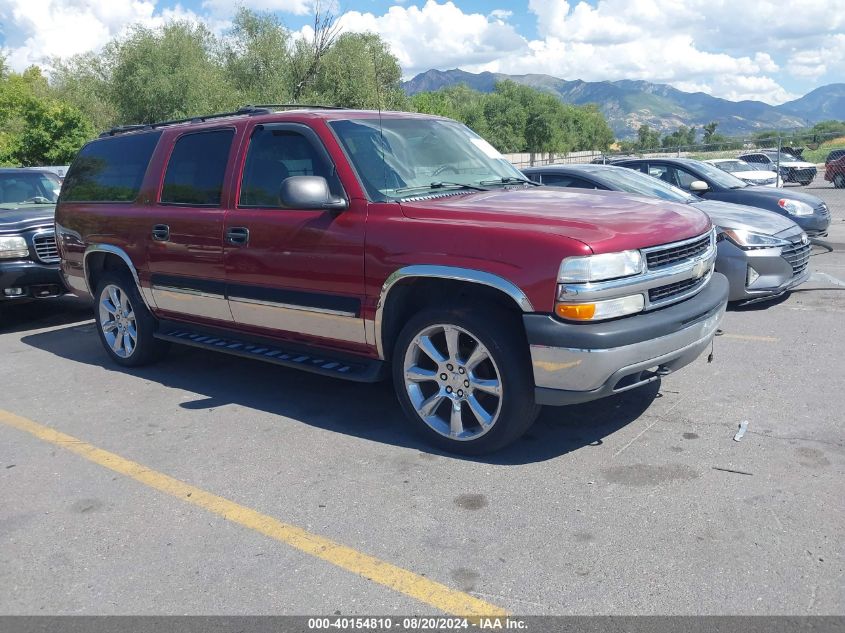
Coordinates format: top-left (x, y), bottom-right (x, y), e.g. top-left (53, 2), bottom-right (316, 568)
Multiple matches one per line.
top-left (555, 303), bottom-right (596, 320)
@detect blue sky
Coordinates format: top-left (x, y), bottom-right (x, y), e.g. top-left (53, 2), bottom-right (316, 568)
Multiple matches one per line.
top-left (1, 0), bottom-right (843, 105)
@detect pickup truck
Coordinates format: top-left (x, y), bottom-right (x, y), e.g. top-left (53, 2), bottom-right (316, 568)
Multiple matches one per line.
top-left (56, 107), bottom-right (728, 454)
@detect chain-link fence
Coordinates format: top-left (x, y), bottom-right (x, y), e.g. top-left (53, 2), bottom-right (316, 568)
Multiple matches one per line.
top-left (507, 130), bottom-right (845, 189)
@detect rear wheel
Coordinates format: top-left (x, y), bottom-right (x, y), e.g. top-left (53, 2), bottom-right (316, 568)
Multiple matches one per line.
top-left (392, 307), bottom-right (539, 455)
top-left (94, 271), bottom-right (168, 367)
top-left (834, 174), bottom-right (845, 189)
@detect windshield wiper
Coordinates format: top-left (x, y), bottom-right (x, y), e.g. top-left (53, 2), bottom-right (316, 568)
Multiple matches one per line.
top-left (479, 176), bottom-right (540, 186)
top-left (393, 181), bottom-right (489, 195)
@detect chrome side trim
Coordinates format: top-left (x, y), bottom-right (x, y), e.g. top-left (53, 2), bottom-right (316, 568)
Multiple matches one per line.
top-left (229, 299), bottom-right (366, 344)
top-left (373, 265), bottom-right (534, 360)
top-left (83, 244), bottom-right (156, 310)
top-left (152, 285), bottom-right (224, 300)
top-left (229, 296), bottom-right (357, 318)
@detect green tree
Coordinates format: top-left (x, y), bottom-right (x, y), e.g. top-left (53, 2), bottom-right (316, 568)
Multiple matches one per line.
top-left (222, 8), bottom-right (292, 104)
top-left (0, 66), bottom-right (93, 165)
top-left (702, 121), bottom-right (719, 144)
top-left (50, 52), bottom-right (116, 132)
top-left (309, 32), bottom-right (408, 109)
top-left (107, 21), bottom-right (236, 124)
top-left (661, 125), bottom-right (696, 148)
top-left (635, 124), bottom-right (661, 150)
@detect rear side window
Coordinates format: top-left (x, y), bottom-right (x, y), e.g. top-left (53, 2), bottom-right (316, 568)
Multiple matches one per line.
top-left (161, 129), bottom-right (234, 206)
top-left (540, 174), bottom-right (595, 188)
top-left (61, 132), bottom-right (161, 203)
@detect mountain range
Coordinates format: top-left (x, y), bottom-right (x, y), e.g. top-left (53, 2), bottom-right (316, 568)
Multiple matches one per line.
top-left (401, 69), bottom-right (845, 139)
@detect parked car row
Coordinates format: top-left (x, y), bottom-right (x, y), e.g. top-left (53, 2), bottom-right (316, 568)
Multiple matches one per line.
top-left (0, 107), bottom-right (835, 455)
top-left (523, 164), bottom-right (811, 303)
top-left (705, 158), bottom-right (781, 187)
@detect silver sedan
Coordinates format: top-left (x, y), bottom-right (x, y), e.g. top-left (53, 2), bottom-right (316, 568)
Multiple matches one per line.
top-left (523, 163), bottom-right (810, 304)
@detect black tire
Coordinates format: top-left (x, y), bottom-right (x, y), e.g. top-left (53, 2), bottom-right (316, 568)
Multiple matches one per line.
top-left (391, 306), bottom-right (540, 455)
top-left (93, 270), bottom-right (168, 367)
top-left (834, 174), bottom-right (845, 189)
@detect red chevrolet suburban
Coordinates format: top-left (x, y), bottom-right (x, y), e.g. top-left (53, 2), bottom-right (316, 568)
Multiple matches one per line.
top-left (56, 107), bottom-right (728, 454)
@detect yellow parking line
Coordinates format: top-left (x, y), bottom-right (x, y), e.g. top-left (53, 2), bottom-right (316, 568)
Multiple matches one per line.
top-left (720, 333), bottom-right (779, 342)
top-left (0, 409), bottom-right (508, 617)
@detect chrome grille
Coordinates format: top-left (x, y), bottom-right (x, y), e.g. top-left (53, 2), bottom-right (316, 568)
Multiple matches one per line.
top-left (648, 275), bottom-right (707, 303)
top-left (781, 240), bottom-right (811, 277)
top-left (33, 232), bottom-right (59, 263)
top-left (645, 233), bottom-right (711, 270)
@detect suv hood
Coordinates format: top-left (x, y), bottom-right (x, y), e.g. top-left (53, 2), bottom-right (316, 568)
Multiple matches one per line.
top-left (399, 187), bottom-right (710, 253)
top-left (0, 203), bottom-right (56, 233)
top-left (691, 200), bottom-right (798, 235)
top-left (779, 160), bottom-right (815, 168)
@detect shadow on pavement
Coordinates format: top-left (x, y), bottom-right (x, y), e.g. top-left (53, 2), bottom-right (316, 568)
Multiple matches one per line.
top-left (21, 321), bottom-right (659, 465)
top-left (0, 296), bottom-right (92, 334)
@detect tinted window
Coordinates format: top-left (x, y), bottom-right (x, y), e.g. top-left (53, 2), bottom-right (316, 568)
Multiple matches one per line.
top-left (673, 167), bottom-right (697, 189)
top-left (240, 128), bottom-right (339, 208)
top-left (161, 130), bottom-right (234, 206)
top-left (540, 174), bottom-right (596, 188)
top-left (0, 171), bottom-right (61, 204)
top-left (62, 132), bottom-right (161, 202)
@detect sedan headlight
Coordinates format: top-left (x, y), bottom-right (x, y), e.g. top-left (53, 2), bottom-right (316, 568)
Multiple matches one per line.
top-left (722, 228), bottom-right (789, 250)
top-left (0, 235), bottom-right (29, 259)
top-left (778, 198), bottom-right (814, 216)
top-left (559, 250), bottom-right (644, 283)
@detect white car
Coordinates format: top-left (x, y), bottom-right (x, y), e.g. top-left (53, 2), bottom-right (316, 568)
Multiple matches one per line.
top-left (738, 151), bottom-right (817, 186)
top-left (705, 158), bottom-right (781, 187)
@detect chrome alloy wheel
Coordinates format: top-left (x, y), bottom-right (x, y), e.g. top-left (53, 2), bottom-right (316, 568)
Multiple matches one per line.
top-left (403, 324), bottom-right (503, 441)
top-left (99, 284), bottom-right (138, 358)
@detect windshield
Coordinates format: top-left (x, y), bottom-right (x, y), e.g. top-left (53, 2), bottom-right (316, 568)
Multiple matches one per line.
top-left (690, 160), bottom-right (748, 188)
top-left (713, 160), bottom-right (750, 174)
top-left (329, 118), bottom-right (524, 201)
top-left (0, 171), bottom-right (61, 205)
top-left (595, 167), bottom-right (697, 203)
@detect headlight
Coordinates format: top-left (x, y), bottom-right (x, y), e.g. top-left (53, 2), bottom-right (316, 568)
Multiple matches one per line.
top-left (559, 250), bottom-right (644, 283)
top-left (0, 235), bottom-right (29, 259)
top-left (555, 293), bottom-right (645, 321)
top-left (778, 198), bottom-right (814, 216)
top-left (722, 228), bottom-right (789, 249)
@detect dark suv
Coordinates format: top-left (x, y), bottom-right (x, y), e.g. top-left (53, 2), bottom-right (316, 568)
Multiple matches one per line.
top-left (614, 157), bottom-right (830, 237)
top-left (0, 168), bottom-right (67, 320)
top-left (55, 107), bottom-right (727, 454)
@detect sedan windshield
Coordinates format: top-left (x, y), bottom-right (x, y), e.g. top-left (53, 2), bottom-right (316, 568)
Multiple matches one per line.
top-left (713, 160), bottom-right (751, 174)
top-left (329, 118), bottom-right (524, 201)
top-left (0, 171), bottom-right (61, 205)
top-left (594, 167), bottom-right (697, 203)
top-left (690, 160), bottom-right (749, 188)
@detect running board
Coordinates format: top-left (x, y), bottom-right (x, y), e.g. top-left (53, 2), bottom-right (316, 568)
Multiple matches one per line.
top-left (154, 327), bottom-right (385, 383)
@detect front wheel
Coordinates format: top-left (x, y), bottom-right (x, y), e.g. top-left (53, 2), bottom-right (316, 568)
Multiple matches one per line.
top-left (94, 271), bottom-right (168, 367)
top-left (834, 174), bottom-right (845, 189)
top-left (392, 307), bottom-right (540, 455)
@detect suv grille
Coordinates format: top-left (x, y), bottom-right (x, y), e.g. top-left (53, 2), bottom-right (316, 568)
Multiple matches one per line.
top-left (33, 232), bottom-right (59, 263)
top-left (645, 233), bottom-right (711, 270)
top-left (648, 275), bottom-right (707, 303)
top-left (781, 239), bottom-right (811, 277)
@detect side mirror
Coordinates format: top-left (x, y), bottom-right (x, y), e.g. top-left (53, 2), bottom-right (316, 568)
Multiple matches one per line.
top-left (689, 180), bottom-right (709, 193)
top-left (279, 176), bottom-right (348, 211)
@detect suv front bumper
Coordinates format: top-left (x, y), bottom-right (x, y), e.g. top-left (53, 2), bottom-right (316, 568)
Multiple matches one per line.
top-left (0, 260), bottom-right (67, 302)
top-left (526, 273), bottom-right (729, 406)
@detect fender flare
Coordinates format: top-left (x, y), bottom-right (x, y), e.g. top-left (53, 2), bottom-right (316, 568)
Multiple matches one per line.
top-left (373, 265), bottom-right (534, 359)
top-left (83, 244), bottom-right (156, 310)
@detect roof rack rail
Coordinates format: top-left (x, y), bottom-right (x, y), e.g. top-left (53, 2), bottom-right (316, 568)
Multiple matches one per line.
top-left (244, 103), bottom-right (344, 111)
top-left (98, 104), bottom-right (344, 137)
top-left (98, 106), bottom-right (275, 138)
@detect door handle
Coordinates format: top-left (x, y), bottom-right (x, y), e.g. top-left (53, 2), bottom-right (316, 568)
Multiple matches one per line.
top-left (152, 224), bottom-right (170, 241)
top-left (226, 227), bottom-right (250, 246)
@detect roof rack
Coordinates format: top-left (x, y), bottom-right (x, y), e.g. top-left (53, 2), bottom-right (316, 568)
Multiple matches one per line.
top-left (99, 103), bottom-right (344, 137)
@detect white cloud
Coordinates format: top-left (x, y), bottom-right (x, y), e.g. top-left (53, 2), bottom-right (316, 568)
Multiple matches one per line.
top-left (333, 1), bottom-right (526, 76)
top-left (0, 0), bottom-right (214, 72)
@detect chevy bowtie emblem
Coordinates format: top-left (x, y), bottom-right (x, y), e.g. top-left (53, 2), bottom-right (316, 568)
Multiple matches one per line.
top-left (692, 260), bottom-right (708, 279)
